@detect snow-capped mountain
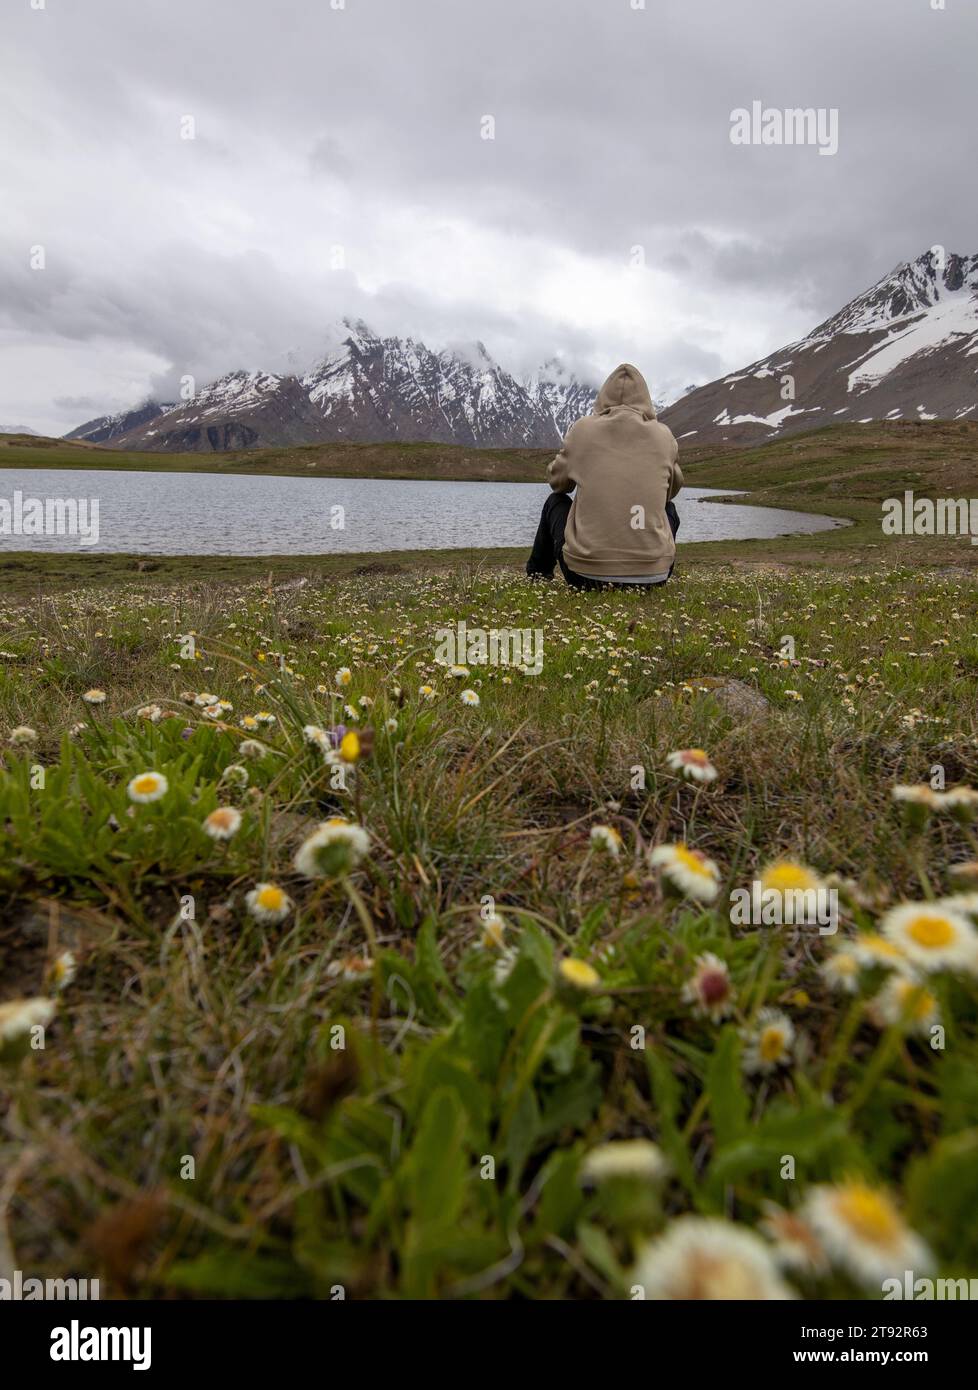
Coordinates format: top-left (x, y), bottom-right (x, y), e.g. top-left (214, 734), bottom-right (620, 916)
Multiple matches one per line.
top-left (662, 249), bottom-right (978, 445)
top-left (0, 423), bottom-right (39, 436)
top-left (67, 321), bottom-right (597, 451)
top-left (65, 401), bottom-right (175, 446)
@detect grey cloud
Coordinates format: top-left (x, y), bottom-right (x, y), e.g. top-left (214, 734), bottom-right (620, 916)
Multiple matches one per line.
top-left (1, 0), bottom-right (975, 431)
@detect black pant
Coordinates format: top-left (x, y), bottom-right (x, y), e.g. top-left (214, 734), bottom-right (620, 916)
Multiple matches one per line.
top-left (526, 492), bottom-right (680, 589)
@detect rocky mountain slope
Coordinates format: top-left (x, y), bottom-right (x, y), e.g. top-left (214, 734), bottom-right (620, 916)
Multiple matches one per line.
top-left (661, 249), bottom-right (978, 446)
top-left (66, 322), bottom-right (596, 452)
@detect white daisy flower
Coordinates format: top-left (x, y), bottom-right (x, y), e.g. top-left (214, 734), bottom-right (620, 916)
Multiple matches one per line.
top-left (666, 748), bottom-right (718, 783)
top-left (869, 974), bottom-right (940, 1036)
top-left (648, 843), bottom-right (720, 903)
top-left (460, 689), bottom-right (480, 706)
top-left (238, 738), bottom-right (267, 759)
top-left (82, 688), bottom-right (107, 705)
top-left (244, 882), bottom-right (293, 925)
top-left (879, 902), bottom-right (977, 974)
top-left (480, 913), bottom-right (507, 949)
top-left (136, 704), bottom-right (162, 723)
top-left (335, 667), bottom-right (352, 688)
top-left (127, 771), bottom-right (169, 804)
top-left (850, 932), bottom-right (908, 971)
top-left (294, 818), bottom-right (370, 878)
top-left (742, 1007), bottom-right (795, 1074)
top-left (819, 947), bottom-right (861, 994)
top-left (219, 763), bottom-right (249, 789)
top-left (0, 997), bottom-right (56, 1058)
top-left (633, 1218), bottom-right (796, 1300)
top-left (203, 806), bottom-right (242, 841)
top-left (590, 824), bottom-right (623, 856)
top-left (9, 725), bottom-right (38, 746)
top-left (50, 951), bottom-right (77, 992)
top-left (803, 1182), bottom-right (933, 1289)
top-left (580, 1139), bottom-right (669, 1185)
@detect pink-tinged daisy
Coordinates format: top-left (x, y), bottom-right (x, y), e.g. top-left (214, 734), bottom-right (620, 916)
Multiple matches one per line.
top-left (127, 771), bottom-right (169, 804)
top-left (681, 952), bottom-right (734, 1021)
top-left (203, 806), bottom-right (243, 841)
top-left (666, 748), bottom-right (718, 783)
top-left (244, 882), bottom-right (293, 925)
top-left (760, 1203), bottom-right (829, 1277)
top-left (649, 843), bottom-right (720, 902)
top-left (632, 1218), bottom-right (796, 1300)
top-left (326, 954), bottom-right (375, 982)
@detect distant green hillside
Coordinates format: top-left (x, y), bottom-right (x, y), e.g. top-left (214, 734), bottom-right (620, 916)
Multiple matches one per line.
top-left (0, 432), bottom-right (550, 483)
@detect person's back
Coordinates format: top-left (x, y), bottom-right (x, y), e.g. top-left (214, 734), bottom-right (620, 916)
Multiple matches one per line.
top-left (526, 363), bottom-right (683, 588)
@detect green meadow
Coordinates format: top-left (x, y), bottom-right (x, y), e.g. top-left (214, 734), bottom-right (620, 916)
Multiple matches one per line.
top-left (1, 421), bottom-right (978, 1299)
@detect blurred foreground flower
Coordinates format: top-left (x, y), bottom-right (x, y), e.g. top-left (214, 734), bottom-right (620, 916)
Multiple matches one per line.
top-left (649, 843), bottom-right (720, 903)
top-left (581, 1139), bottom-right (668, 1185)
top-left (633, 1217), bottom-right (795, 1300)
top-left (0, 997), bottom-right (55, 1063)
top-left (803, 1182), bottom-right (932, 1288)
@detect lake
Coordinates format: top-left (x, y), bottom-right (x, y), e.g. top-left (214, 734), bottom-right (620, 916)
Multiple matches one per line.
top-left (0, 468), bottom-right (846, 555)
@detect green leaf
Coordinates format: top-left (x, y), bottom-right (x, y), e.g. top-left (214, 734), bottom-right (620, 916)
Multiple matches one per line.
top-left (706, 1026), bottom-right (749, 1150)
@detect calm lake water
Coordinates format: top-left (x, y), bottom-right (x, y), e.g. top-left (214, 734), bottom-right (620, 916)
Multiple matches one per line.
top-left (0, 468), bottom-right (846, 555)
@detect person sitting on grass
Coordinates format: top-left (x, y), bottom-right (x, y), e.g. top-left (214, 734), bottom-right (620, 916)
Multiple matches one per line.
top-left (526, 362), bottom-right (682, 589)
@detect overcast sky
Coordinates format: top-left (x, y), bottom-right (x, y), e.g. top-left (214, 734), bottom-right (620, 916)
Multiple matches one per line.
top-left (2, 0), bottom-right (976, 434)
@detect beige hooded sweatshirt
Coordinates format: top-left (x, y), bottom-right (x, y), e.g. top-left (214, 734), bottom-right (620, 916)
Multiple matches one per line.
top-left (547, 363), bottom-right (683, 578)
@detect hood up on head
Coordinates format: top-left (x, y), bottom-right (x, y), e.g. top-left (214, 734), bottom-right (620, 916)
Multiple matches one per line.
top-left (593, 363), bottom-right (656, 420)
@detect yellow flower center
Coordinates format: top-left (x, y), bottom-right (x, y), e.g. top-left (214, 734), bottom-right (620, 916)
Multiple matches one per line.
top-left (257, 886), bottom-right (284, 910)
top-left (762, 861), bottom-right (818, 893)
top-left (759, 1026), bottom-right (787, 1062)
top-left (834, 1185), bottom-right (901, 1247)
top-left (906, 914), bottom-right (956, 949)
top-left (133, 776), bottom-right (159, 795)
top-left (675, 846), bottom-right (714, 878)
